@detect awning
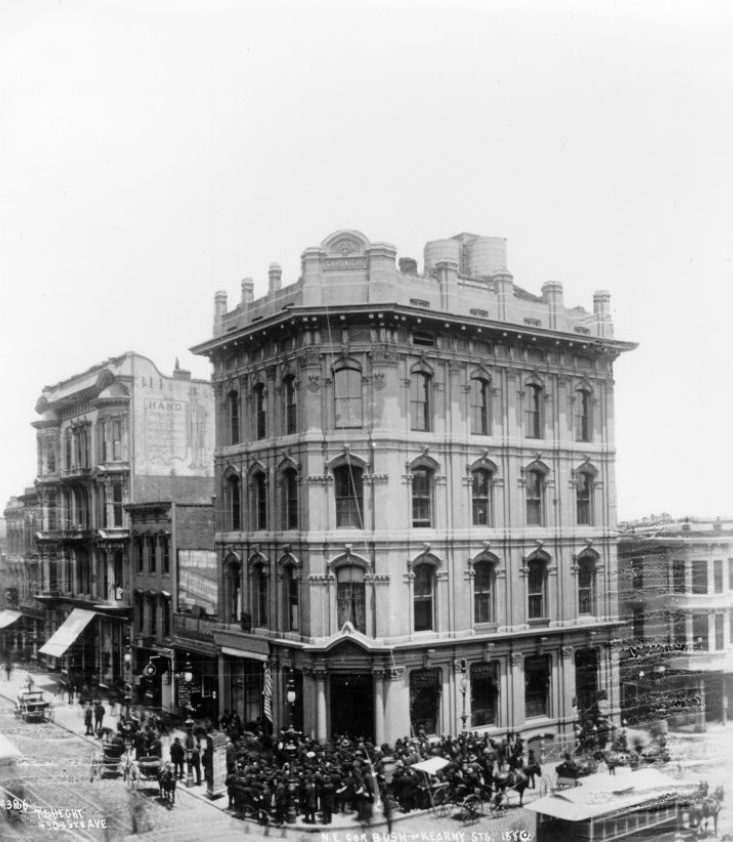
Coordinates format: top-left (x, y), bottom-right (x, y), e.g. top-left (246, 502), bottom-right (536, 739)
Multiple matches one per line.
top-left (221, 645), bottom-right (268, 662)
top-left (0, 609), bottom-right (23, 630)
top-left (39, 608), bottom-right (97, 657)
top-left (412, 757), bottom-right (452, 776)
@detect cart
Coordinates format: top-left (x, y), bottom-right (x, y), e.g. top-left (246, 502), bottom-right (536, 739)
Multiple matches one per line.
top-left (90, 741), bottom-right (127, 781)
top-left (136, 756), bottom-right (163, 793)
top-left (14, 690), bottom-right (55, 723)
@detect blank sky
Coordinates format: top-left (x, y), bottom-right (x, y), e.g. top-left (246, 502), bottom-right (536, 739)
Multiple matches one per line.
top-left (1, 0), bottom-right (731, 520)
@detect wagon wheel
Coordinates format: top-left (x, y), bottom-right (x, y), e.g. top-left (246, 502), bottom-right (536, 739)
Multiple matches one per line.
top-left (433, 786), bottom-right (452, 818)
top-left (460, 793), bottom-right (483, 823)
top-left (489, 791), bottom-right (509, 818)
top-left (539, 772), bottom-right (556, 797)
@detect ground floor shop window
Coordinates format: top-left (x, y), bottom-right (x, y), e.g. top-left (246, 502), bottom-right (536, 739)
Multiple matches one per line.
top-left (229, 658), bottom-right (263, 729)
top-left (525, 655), bottom-right (550, 718)
top-left (470, 662), bottom-right (498, 726)
top-left (410, 668), bottom-right (441, 735)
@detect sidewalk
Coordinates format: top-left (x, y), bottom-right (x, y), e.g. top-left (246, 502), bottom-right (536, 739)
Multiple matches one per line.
top-left (0, 663), bottom-right (476, 833)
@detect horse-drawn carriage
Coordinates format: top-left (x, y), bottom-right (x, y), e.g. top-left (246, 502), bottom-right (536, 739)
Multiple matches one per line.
top-left (89, 739), bottom-right (129, 781)
top-left (14, 690), bottom-right (54, 723)
top-left (415, 754), bottom-right (534, 824)
top-left (128, 756), bottom-right (176, 806)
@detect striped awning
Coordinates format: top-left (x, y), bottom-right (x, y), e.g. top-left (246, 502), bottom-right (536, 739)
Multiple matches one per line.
top-left (39, 609), bottom-right (97, 657)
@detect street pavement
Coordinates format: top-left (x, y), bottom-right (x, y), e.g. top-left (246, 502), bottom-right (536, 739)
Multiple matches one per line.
top-left (3, 664), bottom-right (732, 840)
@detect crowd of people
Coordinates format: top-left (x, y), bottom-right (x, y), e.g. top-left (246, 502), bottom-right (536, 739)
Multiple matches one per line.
top-left (217, 723), bottom-right (543, 827)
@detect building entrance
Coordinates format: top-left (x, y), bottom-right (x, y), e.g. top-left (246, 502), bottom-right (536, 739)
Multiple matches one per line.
top-left (329, 673), bottom-right (374, 740)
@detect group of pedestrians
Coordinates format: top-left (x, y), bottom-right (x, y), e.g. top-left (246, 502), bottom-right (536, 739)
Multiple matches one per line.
top-left (83, 700), bottom-right (107, 736)
top-left (219, 726), bottom-right (542, 827)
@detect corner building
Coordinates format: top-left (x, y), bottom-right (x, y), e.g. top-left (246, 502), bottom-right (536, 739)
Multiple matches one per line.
top-left (192, 229), bottom-right (635, 749)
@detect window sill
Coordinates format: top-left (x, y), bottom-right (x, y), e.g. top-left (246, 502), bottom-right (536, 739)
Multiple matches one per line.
top-left (527, 619), bottom-right (550, 627)
top-left (474, 623), bottom-right (499, 632)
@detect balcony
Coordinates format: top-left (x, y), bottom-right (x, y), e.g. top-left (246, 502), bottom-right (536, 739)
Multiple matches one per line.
top-left (60, 466), bottom-right (93, 481)
top-left (173, 613), bottom-right (230, 643)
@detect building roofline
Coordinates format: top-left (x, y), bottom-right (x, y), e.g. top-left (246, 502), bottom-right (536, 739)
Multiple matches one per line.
top-left (191, 301), bottom-right (638, 358)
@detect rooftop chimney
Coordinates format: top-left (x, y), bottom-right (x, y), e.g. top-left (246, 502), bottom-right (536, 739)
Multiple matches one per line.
top-left (399, 257), bottom-right (418, 275)
top-left (268, 263), bottom-right (282, 295)
top-left (241, 277), bottom-right (255, 306)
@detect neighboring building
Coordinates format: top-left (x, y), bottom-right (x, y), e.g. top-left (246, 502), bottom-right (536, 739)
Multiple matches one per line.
top-left (31, 353), bottom-right (214, 696)
top-left (192, 229), bottom-right (635, 746)
top-left (1, 489), bottom-right (42, 661)
top-left (126, 500), bottom-right (216, 716)
top-left (618, 516), bottom-right (733, 729)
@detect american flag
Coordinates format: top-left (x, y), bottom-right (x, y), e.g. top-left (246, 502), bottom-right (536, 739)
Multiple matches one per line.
top-left (263, 664), bottom-right (273, 723)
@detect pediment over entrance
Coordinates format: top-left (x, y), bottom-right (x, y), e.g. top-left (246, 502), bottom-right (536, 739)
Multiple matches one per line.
top-left (329, 640), bottom-right (367, 661)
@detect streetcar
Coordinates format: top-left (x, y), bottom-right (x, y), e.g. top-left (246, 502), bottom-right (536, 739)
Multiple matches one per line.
top-left (527, 767), bottom-right (704, 842)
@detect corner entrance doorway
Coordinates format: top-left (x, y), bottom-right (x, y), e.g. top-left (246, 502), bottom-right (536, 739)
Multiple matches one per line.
top-left (330, 673), bottom-right (374, 740)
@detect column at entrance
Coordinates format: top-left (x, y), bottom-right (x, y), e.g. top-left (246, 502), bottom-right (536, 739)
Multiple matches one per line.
top-left (315, 669), bottom-right (328, 743)
top-left (373, 669), bottom-right (385, 746)
top-left (561, 646), bottom-right (576, 725)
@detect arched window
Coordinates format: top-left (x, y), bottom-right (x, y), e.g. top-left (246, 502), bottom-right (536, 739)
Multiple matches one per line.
top-left (254, 383), bottom-right (266, 439)
top-left (226, 474), bottom-right (242, 531)
top-left (576, 470), bottom-right (594, 525)
top-left (413, 562), bottom-right (434, 631)
top-left (334, 367), bottom-right (363, 429)
top-left (471, 469), bottom-right (492, 526)
top-left (527, 558), bottom-right (547, 620)
top-left (283, 563), bottom-right (299, 631)
top-left (336, 564), bottom-right (366, 632)
top-left (253, 471), bottom-right (267, 531)
top-left (253, 563), bottom-right (267, 627)
top-left (474, 559), bottom-right (495, 623)
top-left (526, 468), bottom-right (545, 526)
top-left (470, 378), bottom-right (490, 435)
top-left (334, 465), bottom-right (364, 528)
top-left (412, 468), bottom-right (433, 528)
top-left (526, 383), bottom-right (543, 439)
top-left (576, 388), bottom-right (592, 442)
top-left (284, 375), bottom-right (297, 434)
top-left (228, 391), bottom-right (241, 445)
top-left (410, 372), bottom-right (431, 432)
top-left (281, 468), bottom-right (298, 530)
top-left (577, 556), bottom-right (596, 615)
top-left (225, 558), bottom-right (241, 623)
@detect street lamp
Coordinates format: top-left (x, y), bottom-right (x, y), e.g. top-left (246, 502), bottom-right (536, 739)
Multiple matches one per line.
top-left (184, 656), bottom-right (195, 787)
top-left (286, 675), bottom-right (296, 729)
top-left (285, 673), bottom-right (298, 823)
top-left (123, 646), bottom-right (132, 719)
top-left (459, 659), bottom-right (469, 736)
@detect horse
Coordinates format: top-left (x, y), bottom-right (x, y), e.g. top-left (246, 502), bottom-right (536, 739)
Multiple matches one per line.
top-left (493, 767), bottom-right (530, 806)
top-left (158, 763), bottom-right (176, 806)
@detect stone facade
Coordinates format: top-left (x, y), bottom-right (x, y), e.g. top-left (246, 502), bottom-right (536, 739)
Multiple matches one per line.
top-left (193, 229), bottom-right (636, 747)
